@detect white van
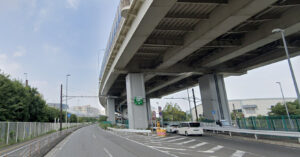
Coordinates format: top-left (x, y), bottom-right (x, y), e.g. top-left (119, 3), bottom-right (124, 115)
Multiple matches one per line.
top-left (177, 122), bottom-right (203, 136)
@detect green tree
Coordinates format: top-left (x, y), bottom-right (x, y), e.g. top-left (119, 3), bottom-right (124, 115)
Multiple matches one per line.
top-left (0, 72), bottom-right (67, 122)
top-left (162, 102), bottom-right (187, 121)
top-left (269, 100), bottom-right (300, 116)
top-left (231, 112), bottom-right (244, 120)
top-left (70, 114), bottom-right (78, 123)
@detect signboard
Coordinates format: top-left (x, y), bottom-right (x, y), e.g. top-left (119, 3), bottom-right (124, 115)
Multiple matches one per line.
top-left (158, 106), bottom-right (162, 116)
top-left (67, 113), bottom-right (71, 118)
top-left (212, 110), bottom-right (216, 115)
top-left (134, 96), bottom-right (144, 105)
top-left (152, 111), bottom-right (156, 120)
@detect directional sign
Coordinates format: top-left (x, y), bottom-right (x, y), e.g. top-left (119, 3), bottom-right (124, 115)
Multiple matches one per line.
top-left (212, 110), bottom-right (216, 115)
top-left (67, 113), bottom-right (71, 118)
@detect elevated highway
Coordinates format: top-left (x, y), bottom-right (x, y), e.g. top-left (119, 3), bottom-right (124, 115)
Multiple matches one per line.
top-left (99, 0), bottom-right (300, 129)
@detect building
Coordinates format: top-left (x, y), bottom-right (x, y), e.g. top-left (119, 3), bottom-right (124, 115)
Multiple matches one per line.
top-left (71, 105), bottom-right (101, 117)
top-left (47, 103), bottom-right (68, 110)
top-left (191, 98), bottom-right (297, 121)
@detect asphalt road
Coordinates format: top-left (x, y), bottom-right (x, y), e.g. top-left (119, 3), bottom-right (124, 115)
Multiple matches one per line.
top-left (46, 125), bottom-right (300, 157)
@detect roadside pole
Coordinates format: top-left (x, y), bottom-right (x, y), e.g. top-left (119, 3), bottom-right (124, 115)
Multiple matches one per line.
top-left (60, 84), bottom-right (63, 131)
top-left (192, 88), bottom-right (199, 121)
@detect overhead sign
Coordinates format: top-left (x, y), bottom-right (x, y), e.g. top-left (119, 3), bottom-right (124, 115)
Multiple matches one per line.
top-left (134, 96), bottom-right (144, 105)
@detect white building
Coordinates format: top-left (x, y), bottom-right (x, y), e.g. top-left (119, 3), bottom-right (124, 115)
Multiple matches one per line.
top-left (191, 98), bottom-right (296, 121)
top-left (71, 105), bottom-right (101, 117)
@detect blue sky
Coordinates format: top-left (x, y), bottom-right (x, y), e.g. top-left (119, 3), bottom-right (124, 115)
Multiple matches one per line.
top-left (0, 0), bottom-right (299, 113)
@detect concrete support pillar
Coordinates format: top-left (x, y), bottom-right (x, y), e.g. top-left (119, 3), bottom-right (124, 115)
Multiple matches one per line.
top-left (106, 98), bottom-right (115, 124)
top-left (146, 98), bottom-right (152, 128)
top-left (126, 73), bottom-right (148, 129)
top-left (198, 74), bottom-right (231, 124)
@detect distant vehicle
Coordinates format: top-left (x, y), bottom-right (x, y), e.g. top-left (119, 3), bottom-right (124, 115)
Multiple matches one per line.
top-left (166, 124), bottom-right (178, 133)
top-left (177, 122), bottom-right (203, 136)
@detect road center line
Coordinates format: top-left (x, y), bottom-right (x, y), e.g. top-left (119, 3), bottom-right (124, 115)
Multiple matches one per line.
top-left (104, 147), bottom-right (113, 157)
top-left (189, 142), bottom-right (207, 149)
top-left (198, 145), bottom-right (224, 153)
top-left (231, 150), bottom-right (246, 157)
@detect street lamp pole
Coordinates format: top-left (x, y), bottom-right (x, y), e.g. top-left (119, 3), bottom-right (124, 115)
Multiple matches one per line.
top-left (276, 82), bottom-right (294, 129)
top-left (66, 74), bottom-right (71, 124)
top-left (272, 28), bottom-right (300, 106)
top-left (186, 89), bottom-right (193, 121)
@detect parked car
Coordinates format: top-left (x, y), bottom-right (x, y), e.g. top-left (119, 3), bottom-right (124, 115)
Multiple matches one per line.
top-left (177, 122), bottom-right (203, 136)
top-left (166, 124), bottom-right (178, 133)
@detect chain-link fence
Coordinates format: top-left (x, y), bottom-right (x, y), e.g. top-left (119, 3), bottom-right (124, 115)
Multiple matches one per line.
top-left (236, 115), bottom-right (300, 132)
top-left (0, 122), bottom-right (80, 147)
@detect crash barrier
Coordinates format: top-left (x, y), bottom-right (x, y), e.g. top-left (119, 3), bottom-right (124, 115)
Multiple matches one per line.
top-left (107, 127), bottom-right (151, 136)
top-left (203, 126), bottom-right (300, 143)
top-left (236, 115), bottom-right (300, 132)
top-left (0, 122), bottom-right (80, 147)
top-left (0, 124), bottom-right (85, 157)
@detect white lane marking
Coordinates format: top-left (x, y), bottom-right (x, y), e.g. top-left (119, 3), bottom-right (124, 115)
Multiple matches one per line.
top-left (159, 136), bottom-right (178, 140)
top-left (189, 142), bottom-right (207, 149)
top-left (231, 150), bottom-right (246, 157)
top-left (177, 139), bottom-right (195, 145)
top-left (105, 130), bottom-right (179, 157)
top-left (198, 145), bottom-right (224, 153)
top-left (167, 137), bottom-right (186, 142)
top-left (104, 147), bottom-right (113, 157)
top-left (150, 146), bottom-right (186, 151)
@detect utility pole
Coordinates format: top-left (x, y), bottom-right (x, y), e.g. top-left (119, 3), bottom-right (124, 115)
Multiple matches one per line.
top-left (192, 88), bottom-right (199, 121)
top-left (66, 74), bottom-right (71, 124)
top-left (60, 84), bottom-right (63, 131)
top-left (187, 89), bottom-right (193, 121)
top-left (24, 73), bottom-right (28, 86)
top-left (276, 82), bottom-right (294, 129)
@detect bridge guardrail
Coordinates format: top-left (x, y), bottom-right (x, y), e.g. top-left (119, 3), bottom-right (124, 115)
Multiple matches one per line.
top-left (203, 126), bottom-right (300, 143)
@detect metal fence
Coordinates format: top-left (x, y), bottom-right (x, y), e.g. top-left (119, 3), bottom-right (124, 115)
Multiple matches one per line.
top-left (0, 122), bottom-right (80, 147)
top-left (236, 116), bottom-right (300, 132)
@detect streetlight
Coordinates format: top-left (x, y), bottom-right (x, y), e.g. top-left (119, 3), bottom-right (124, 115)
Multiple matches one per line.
top-left (272, 28), bottom-right (300, 106)
top-left (276, 82), bottom-right (294, 129)
top-left (66, 74), bottom-right (71, 124)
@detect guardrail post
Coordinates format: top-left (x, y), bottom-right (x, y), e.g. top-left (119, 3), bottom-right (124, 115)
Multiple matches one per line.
top-left (282, 115), bottom-right (288, 131)
top-left (229, 132), bottom-right (232, 136)
top-left (16, 122), bottom-right (19, 143)
top-left (6, 122), bottom-right (10, 145)
top-left (23, 122), bottom-right (26, 140)
top-left (295, 119), bottom-right (300, 132)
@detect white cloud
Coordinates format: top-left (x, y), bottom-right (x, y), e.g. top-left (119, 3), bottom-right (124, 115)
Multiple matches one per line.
top-left (0, 53), bottom-right (21, 76)
top-left (66, 0), bottom-right (80, 9)
top-left (43, 43), bottom-right (61, 55)
top-left (13, 46), bottom-right (26, 57)
top-left (33, 8), bottom-right (49, 32)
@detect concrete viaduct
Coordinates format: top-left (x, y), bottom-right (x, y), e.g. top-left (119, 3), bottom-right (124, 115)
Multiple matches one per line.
top-left (99, 0), bottom-right (300, 129)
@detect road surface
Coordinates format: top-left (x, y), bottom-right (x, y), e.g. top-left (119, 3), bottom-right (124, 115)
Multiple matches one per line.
top-left (46, 125), bottom-right (300, 157)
